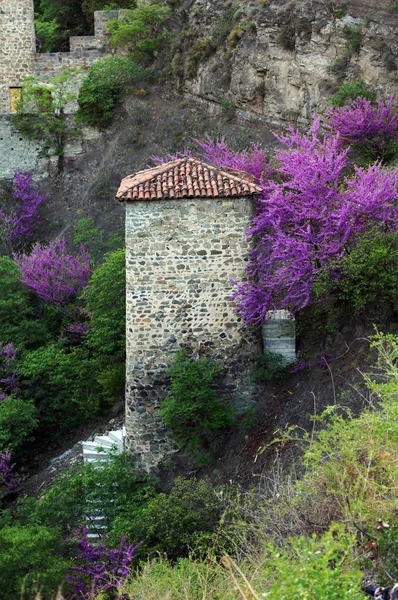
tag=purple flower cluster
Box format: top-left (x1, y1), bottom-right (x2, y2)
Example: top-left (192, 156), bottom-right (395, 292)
top-left (0, 448), bottom-right (20, 496)
top-left (66, 529), bottom-right (139, 599)
top-left (153, 137), bottom-right (273, 183)
top-left (15, 238), bottom-right (91, 312)
top-left (0, 171), bottom-right (46, 248)
top-left (0, 342), bottom-right (19, 402)
top-left (327, 96), bottom-right (398, 161)
top-left (233, 117), bottom-right (398, 323)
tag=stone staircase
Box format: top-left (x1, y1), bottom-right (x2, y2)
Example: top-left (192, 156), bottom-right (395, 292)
top-left (82, 427), bottom-right (125, 539)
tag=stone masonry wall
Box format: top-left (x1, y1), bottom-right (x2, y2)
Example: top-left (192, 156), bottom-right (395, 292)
top-left (125, 196), bottom-right (261, 472)
top-left (0, 6), bottom-right (120, 177)
top-left (0, 0), bottom-right (35, 113)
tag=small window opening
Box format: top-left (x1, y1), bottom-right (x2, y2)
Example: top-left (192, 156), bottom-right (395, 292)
top-left (9, 88), bottom-right (22, 113)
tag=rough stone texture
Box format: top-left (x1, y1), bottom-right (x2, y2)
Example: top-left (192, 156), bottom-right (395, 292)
top-left (0, 117), bottom-right (44, 179)
top-left (0, 5), bottom-right (120, 176)
top-left (0, 0), bottom-right (35, 113)
top-left (181, 0), bottom-right (398, 126)
top-left (125, 196), bottom-right (261, 471)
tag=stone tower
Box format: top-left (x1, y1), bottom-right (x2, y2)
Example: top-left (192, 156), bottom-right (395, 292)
top-left (0, 0), bottom-right (36, 113)
top-left (117, 157), bottom-right (263, 472)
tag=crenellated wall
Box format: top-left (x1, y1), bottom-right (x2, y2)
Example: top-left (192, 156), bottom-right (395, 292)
top-left (0, 4), bottom-right (122, 177)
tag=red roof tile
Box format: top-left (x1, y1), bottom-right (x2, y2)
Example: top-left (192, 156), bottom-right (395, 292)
top-left (116, 157), bottom-right (262, 201)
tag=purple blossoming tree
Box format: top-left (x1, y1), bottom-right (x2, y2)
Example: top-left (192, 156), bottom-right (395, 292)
top-left (0, 171), bottom-right (46, 252)
top-left (153, 137), bottom-right (272, 183)
top-left (233, 118), bottom-right (398, 323)
top-left (15, 238), bottom-right (90, 312)
top-left (66, 529), bottom-right (139, 599)
top-left (327, 95), bottom-right (398, 162)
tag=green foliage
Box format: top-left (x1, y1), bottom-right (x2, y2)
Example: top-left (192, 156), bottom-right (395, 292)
top-left (251, 349), bottom-right (291, 382)
top-left (81, 0), bottom-right (134, 21)
top-left (20, 452), bottom-right (158, 538)
top-left (160, 351), bottom-right (234, 454)
top-left (34, 17), bottom-right (60, 53)
top-left (18, 344), bottom-right (109, 431)
top-left (330, 79), bottom-right (376, 107)
top-left (0, 524), bottom-right (68, 599)
top-left (258, 526), bottom-right (363, 599)
top-left (73, 217), bottom-right (123, 263)
top-left (0, 397), bottom-right (38, 456)
top-left (130, 478), bottom-right (226, 560)
top-left (0, 257), bottom-right (56, 350)
top-left (35, 0), bottom-right (89, 50)
top-left (107, 1), bottom-right (171, 63)
top-left (13, 69), bottom-right (82, 169)
top-left (82, 248), bottom-right (125, 356)
top-left (77, 57), bottom-right (143, 128)
top-left (315, 229), bottom-right (398, 314)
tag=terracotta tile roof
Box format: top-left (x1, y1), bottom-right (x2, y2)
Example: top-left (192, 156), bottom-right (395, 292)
top-left (116, 157), bottom-right (262, 201)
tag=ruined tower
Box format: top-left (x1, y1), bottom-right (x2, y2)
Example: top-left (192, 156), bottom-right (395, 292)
top-left (117, 158), bottom-right (263, 472)
top-left (0, 0), bottom-right (35, 114)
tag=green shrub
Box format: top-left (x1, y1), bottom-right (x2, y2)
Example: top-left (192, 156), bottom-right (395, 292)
top-left (255, 526), bottom-right (363, 599)
top-left (82, 248), bottom-right (125, 356)
top-left (34, 17), bottom-right (60, 53)
top-left (315, 229), bottom-right (398, 314)
top-left (160, 350), bottom-right (234, 454)
top-left (0, 523), bottom-right (68, 600)
top-left (0, 397), bottom-right (38, 456)
top-left (107, 1), bottom-right (171, 63)
top-left (20, 452), bottom-right (158, 538)
top-left (77, 57), bottom-right (143, 128)
top-left (330, 79), bottom-right (376, 107)
top-left (251, 349), bottom-right (291, 382)
top-left (0, 257), bottom-right (56, 350)
top-left (130, 478), bottom-right (227, 560)
top-left (73, 217), bottom-right (122, 263)
top-left (18, 345), bottom-right (107, 431)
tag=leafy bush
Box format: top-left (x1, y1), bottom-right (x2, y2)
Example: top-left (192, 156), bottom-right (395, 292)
top-left (35, 17), bottom-right (60, 53)
top-left (81, 0), bottom-right (134, 21)
top-left (18, 345), bottom-right (106, 431)
top-left (330, 79), bottom-right (376, 107)
top-left (160, 351), bottom-right (234, 454)
top-left (0, 397), bottom-right (38, 456)
top-left (82, 248), bottom-right (125, 356)
top-left (107, 1), bottom-right (171, 63)
top-left (0, 257), bottom-right (54, 350)
top-left (73, 217), bottom-right (123, 263)
top-left (77, 57), bottom-right (143, 128)
top-left (0, 523), bottom-right (68, 600)
top-left (13, 69), bottom-right (81, 169)
top-left (130, 478), bottom-right (227, 560)
top-left (251, 349), bottom-right (290, 382)
top-left (315, 229), bottom-right (398, 313)
top-left (21, 452), bottom-right (157, 538)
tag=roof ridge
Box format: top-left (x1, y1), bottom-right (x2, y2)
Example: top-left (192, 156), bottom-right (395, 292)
top-left (116, 156), bottom-right (262, 201)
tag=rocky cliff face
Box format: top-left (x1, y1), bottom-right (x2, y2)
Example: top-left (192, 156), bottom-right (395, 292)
top-left (176, 0), bottom-right (398, 125)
